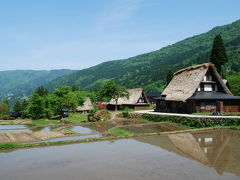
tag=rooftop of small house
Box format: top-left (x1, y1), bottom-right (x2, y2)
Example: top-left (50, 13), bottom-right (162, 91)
top-left (109, 88), bottom-right (150, 105)
top-left (146, 92), bottom-right (161, 97)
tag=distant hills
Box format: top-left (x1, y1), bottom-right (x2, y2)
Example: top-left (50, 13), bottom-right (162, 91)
top-left (0, 69), bottom-right (76, 101)
top-left (46, 19), bottom-right (240, 93)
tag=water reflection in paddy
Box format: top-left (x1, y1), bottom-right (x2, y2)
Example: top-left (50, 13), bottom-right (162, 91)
top-left (0, 125), bottom-right (31, 133)
top-left (0, 129), bottom-right (239, 180)
top-left (0, 125), bottom-right (52, 133)
top-left (40, 134), bottom-right (102, 143)
top-left (70, 125), bottom-right (96, 134)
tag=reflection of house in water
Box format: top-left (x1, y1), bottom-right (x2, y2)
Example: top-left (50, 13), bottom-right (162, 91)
top-left (134, 130), bottom-right (240, 176)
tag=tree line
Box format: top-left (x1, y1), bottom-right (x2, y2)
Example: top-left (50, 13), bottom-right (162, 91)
top-left (3, 80), bottom-right (128, 120)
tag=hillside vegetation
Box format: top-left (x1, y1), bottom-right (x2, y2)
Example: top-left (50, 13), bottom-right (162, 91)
top-left (46, 19), bottom-right (240, 94)
top-left (0, 69), bottom-right (76, 101)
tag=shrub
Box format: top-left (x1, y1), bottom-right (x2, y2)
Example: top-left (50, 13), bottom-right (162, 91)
top-left (131, 113), bottom-right (240, 128)
top-left (0, 115), bottom-right (15, 120)
top-left (88, 110), bottom-right (110, 122)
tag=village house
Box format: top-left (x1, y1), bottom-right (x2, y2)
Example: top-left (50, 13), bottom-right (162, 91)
top-left (108, 88), bottom-right (150, 110)
top-left (76, 97), bottom-right (94, 114)
top-left (146, 92), bottom-right (161, 104)
top-left (155, 63), bottom-right (240, 114)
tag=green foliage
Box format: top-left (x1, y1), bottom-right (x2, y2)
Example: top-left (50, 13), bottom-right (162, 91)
top-left (0, 143), bottom-right (20, 149)
top-left (28, 120), bottom-right (60, 126)
top-left (46, 20), bottom-right (240, 95)
top-left (0, 115), bottom-right (15, 120)
top-left (23, 85), bottom-right (96, 119)
top-left (13, 101), bottom-right (22, 112)
top-left (87, 110), bottom-right (110, 122)
top-left (166, 70), bottom-right (173, 85)
top-left (139, 114), bottom-right (240, 128)
top-left (107, 127), bottom-right (133, 136)
top-left (36, 85), bottom-right (48, 96)
top-left (62, 114), bottom-right (88, 123)
top-left (99, 80), bottom-right (129, 111)
top-left (0, 101), bottom-right (10, 115)
top-left (227, 71), bottom-right (240, 96)
top-left (0, 69), bottom-right (76, 107)
top-left (25, 92), bottom-right (46, 119)
top-left (71, 85), bottom-right (80, 92)
top-left (210, 34), bottom-right (228, 75)
top-left (122, 107), bottom-right (130, 118)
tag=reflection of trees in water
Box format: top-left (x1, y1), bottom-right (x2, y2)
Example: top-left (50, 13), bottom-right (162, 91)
top-left (85, 121), bottom-right (115, 134)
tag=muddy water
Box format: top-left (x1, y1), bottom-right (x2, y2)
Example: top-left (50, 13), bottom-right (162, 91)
top-left (0, 129), bottom-right (239, 180)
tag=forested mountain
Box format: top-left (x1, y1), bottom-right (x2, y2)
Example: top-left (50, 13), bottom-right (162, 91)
top-left (46, 19), bottom-right (240, 94)
top-left (0, 69), bottom-right (76, 101)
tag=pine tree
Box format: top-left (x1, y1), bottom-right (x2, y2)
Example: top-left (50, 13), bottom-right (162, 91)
top-left (210, 34), bottom-right (228, 76)
top-left (36, 86), bottom-right (48, 96)
top-left (13, 101), bottom-right (22, 112)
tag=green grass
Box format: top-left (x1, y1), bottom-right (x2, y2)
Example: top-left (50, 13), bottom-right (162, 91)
top-left (107, 127), bottom-right (134, 136)
top-left (228, 125), bottom-right (240, 130)
top-left (0, 143), bottom-right (20, 149)
top-left (192, 112), bottom-right (213, 115)
top-left (62, 114), bottom-right (88, 123)
top-left (29, 120), bottom-right (60, 126)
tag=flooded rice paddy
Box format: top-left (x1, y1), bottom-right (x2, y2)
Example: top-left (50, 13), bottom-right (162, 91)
top-left (70, 125), bottom-right (96, 134)
top-left (0, 124), bottom-right (101, 144)
top-left (0, 125), bottom-right (53, 133)
top-left (119, 122), bottom-right (188, 134)
top-left (0, 129), bottom-right (239, 180)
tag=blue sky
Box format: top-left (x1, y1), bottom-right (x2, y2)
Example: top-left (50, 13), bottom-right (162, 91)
top-left (0, 0), bottom-right (239, 71)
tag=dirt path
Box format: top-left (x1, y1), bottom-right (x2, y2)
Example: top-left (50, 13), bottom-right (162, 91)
top-left (110, 111), bottom-right (122, 121)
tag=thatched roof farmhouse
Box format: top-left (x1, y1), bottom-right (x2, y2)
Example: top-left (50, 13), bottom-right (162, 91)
top-left (76, 97), bottom-right (94, 113)
top-left (155, 63), bottom-right (240, 113)
top-left (108, 88), bottom-right (150, 110)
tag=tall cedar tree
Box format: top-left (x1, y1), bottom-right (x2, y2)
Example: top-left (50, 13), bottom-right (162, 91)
top-left (13, 101), bottom-right (22, 112)
top-left (210, 34), bottom-right (228, 76)
top-left (36, 86), bottom-right (48, 96)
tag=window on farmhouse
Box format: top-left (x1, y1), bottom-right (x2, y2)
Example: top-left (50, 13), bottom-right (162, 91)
top-left (211, 103), bottom-right (216, 109)
top-left (209, 75), bottom-right (213, 81)
top-left (138, 98), bottom-right (144, 103)
top-left (200, 102), bottom-right (205, 109)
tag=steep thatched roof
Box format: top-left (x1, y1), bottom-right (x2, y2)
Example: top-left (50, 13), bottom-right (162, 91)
top-left (109, 88), bottom-right (149, 105)
top-left (161, 63), bottom-right (232, 102)
top-left (76, 97), bottom-right (94, 111)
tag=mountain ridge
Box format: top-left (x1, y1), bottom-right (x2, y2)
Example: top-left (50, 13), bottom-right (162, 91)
top-left (46, 19), bottom-right (240, 93)
top-left (0, 69), bottom-right (76, 101)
